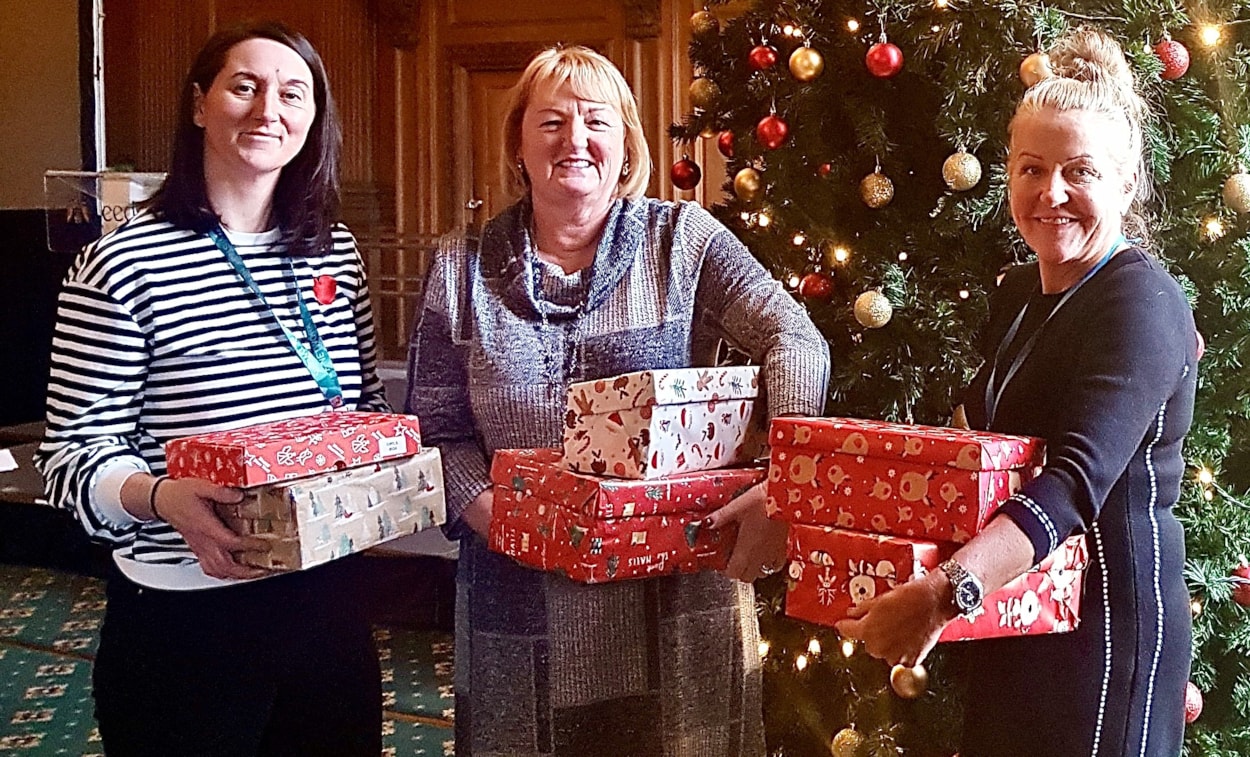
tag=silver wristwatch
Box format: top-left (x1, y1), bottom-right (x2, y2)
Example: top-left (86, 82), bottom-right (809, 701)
top-left (939, 558), bottom-right (984, 615)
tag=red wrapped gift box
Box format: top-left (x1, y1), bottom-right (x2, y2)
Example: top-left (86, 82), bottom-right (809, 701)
top-left (784, 524), bottom-right (1087, 641)
top-left (488, 448), bottom-right (764, 583)
top-left (766, 417), bottom-right (1044, 543)
top-left (166, 412), bottom-right (422, 487)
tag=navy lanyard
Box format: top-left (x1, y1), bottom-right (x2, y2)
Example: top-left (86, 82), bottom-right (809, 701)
top-left (984, 235), bottom-right (1125, 426)
top-left (207, 227), bottom-right (343, 408)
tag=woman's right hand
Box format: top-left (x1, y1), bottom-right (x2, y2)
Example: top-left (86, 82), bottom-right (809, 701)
top-left (461, 488), bottom-right (495, 538)
top-left (153, 478), bottom-right (274, 580)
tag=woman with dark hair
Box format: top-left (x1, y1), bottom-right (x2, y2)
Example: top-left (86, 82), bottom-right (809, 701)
top-left (36, 21), bottom-right (385, 756)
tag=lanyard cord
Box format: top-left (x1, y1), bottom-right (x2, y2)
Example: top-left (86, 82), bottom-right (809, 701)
top-left (984, 235), bottom-right (1125, 426)
top-left (207, 227), bottom-right (344, 408)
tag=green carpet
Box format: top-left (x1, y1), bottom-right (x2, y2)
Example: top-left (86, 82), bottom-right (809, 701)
top-left (0, 564), bottom-right (453, 755)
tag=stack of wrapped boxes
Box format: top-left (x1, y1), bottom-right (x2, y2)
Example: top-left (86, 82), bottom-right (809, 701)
top-left (166, 411), bottom-right (446, 571)
top-left (488, 367), bottom-right (767, 583)
top-left (767, 417), bottom-right (1087, 641)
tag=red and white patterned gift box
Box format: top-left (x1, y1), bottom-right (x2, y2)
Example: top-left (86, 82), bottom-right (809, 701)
top-left (218, 447), bottom-right (445, 571)
top-left (784, 524), bottom-right (1087, 641)
top-left (488, 448), bottom-right (764, 583)
top-left (166, 412), bottom-right (422, 487)
top-left (563, 366), bottom-right (763, 480)
top-left (767, 416), bottom-right (1044, 543)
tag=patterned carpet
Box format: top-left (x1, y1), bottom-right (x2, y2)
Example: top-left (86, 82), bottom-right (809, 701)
top-left (0, 563), bottom-right (454, 756)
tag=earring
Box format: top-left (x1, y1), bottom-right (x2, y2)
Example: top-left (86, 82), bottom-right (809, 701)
top-left (621, 159), bottom-right (631, 178)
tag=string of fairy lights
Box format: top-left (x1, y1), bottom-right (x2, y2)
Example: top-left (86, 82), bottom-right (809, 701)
top-left (679, 4), bottom-right (1250, 750)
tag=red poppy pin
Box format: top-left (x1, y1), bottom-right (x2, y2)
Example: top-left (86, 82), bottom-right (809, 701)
top-left (312, 275), bottom-right (337, 305)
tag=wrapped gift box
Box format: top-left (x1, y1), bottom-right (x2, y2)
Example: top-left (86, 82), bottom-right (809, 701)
top-left (766, 417), bottom-right (1044, 543)
top-left (563, 366), bottom-right (764, 480)
top-left (489, 448), bottom-right (764, 583)
top-left (784, 524), bottom-right (1086, 641)
top-left (217, 447), bottom-right (446, 570)
top-left (166, 412), bottom-right (422, 487)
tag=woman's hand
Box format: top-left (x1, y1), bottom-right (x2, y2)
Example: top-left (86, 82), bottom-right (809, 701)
top-left (461, 488), bottom-right (495, 538)
top-left (834, 570), bottom-right (955, 668)
top-left (706, 481), bottom-right (789, 582)
top-left (154, 478), bottom-right (273, 580)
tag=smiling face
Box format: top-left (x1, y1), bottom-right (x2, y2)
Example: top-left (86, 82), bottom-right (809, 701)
top-left (1008, 107), bottom-right (1136, 285)
top-left (518, 79), bottom-right (627, 218)
top-left (194, 37), bottom-right (316, 186)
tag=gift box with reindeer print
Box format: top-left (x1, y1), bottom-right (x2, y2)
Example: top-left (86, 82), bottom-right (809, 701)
top-left (562, 367), bottom-right (765, 480)
top-left (765, 417), bottom-right (1044, 543)
top-left (784, 524), bottom-right (1087, 641)
top-left (489, 448), bottom-right (763, 583)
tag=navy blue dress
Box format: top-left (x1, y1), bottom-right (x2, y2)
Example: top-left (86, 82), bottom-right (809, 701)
top-left (961, 248), bottom-right (1197, 756)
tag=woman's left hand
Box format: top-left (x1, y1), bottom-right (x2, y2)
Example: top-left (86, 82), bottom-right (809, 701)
top-left (706, 481), bottom-right (788, 582)
top-left (835, 570), bottom-right (954, 668)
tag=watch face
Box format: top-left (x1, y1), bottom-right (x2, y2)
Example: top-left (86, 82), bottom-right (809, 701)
top-left (955, 581), bottom-right (982, 612)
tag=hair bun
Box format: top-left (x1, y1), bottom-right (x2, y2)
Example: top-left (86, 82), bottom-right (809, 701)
top-left (1047, 28), bottom-right (1135, 91)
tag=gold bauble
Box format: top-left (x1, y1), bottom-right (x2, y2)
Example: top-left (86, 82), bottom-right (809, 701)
top-left (889, 662), bottom-right (929, 699)
top-left (1019, 52), bottom-right (1053, 87)
top-left (733, 167), bottom-right (763, 203)
top-left (860, 170), bottom-right (895, 208)
top-left (790, 46), bottom-right (825, 82)
top-left (689, 77), bottom-right (721, 110)
top-left (690, 10), bottom-right (719, 37)
top-left (942, 151), bottom-right (983, 192)
top-left (854, 291), bottom-right (893, 329)
top-left (1222, 173), bottom-right (1250, 214)
top-left (831, 727), bottom-right (866, 757)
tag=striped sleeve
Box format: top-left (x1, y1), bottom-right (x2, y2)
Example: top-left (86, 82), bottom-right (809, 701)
top-left (341, 227), bottom-right (389, 413)
top-left (35, 246), bottom-right (150, 543)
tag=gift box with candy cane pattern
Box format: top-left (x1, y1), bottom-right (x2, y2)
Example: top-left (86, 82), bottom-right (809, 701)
top-left (766, 416), bottom-right (1044, 543)
top-left (784, 524), bottom-right (1087, 641)
top-left (489, 448), bottom-right (763, 583)
top-left (563, 367), bottom-right (764, 480)
top-left (166, 412), bottom-right (422, 488)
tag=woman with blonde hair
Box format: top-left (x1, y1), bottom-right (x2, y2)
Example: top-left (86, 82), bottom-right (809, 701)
top-left (837, 28), bottom-right (1196, 756)
top-left (407, 45), bottom-right (829, 755)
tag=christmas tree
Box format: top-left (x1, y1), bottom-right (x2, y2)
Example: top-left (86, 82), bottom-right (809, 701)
top-left (672, 2), bottom-right (1250, 755)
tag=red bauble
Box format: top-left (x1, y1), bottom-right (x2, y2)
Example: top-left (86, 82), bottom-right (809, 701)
top-left (799, 272), bottom-right (833, 300)
top-left (818, 162), bottom-right (833, 178)
top-left (670, 157), bottom-right (702, 191)
top-left (748, 44), bottom-right (779, 71)
top-left (717, 130), bottom-right (735, 158)
top-left (1232, 564), bottom-right (1250, 607)
top-left (866, 42), bottom-right (904, 78)
top-left (1154, 39), bottom-right (1190, 81)
top-left (756, 114), bottom-right (789, 150)
top-left (1184, 681), bottom-right (1203, 724)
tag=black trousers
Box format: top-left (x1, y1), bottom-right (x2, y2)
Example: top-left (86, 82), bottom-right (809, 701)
top-left (92, 557), bottom-right (382, 757)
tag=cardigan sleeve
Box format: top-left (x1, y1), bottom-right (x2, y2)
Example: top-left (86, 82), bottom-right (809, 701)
top-left (687, 207), bottom-right (830, 419)
top-left (994, 258), bottom-right (1196, 562)
top-left (404, 242), bottom-right (491, 539)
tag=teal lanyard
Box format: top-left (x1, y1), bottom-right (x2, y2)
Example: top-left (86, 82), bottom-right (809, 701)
top-left (207, 227), bottom-right (343, 409)
top-left (984, 235), bottom-right (1124, 426)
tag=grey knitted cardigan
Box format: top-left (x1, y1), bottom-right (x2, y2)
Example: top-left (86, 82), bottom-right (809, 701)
top-left (406, 197), bottom-right (829, 757)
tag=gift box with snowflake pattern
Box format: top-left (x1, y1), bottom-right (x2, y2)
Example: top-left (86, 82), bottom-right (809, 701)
top-left (784, 524), bottom-right (1086, 641)
top-left (166, 412), bottom-right (422, 487)
top-left (562, 366), bottom-right (764, 480)
top-left (488, 448), bottom-right (764, 583)
top-left (766, 416), bottom-right (1044, 543)
top-left (216, 447), bottom-right (445, 570)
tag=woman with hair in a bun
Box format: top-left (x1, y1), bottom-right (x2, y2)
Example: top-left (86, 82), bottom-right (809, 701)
top-left (837, 28), bottom-right (1197, 756)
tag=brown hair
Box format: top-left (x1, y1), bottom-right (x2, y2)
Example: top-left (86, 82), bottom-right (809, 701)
top-left (501, 45), bottom-right (652, 202)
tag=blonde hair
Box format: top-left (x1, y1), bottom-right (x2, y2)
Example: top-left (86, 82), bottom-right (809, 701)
top-left (501, 46), bottom-right (652, 202)
top-left (1009, 29), bottom-right (1152, 243)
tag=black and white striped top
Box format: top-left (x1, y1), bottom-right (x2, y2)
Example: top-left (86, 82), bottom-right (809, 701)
top-left (35, 209), bottom-right (388, 569)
